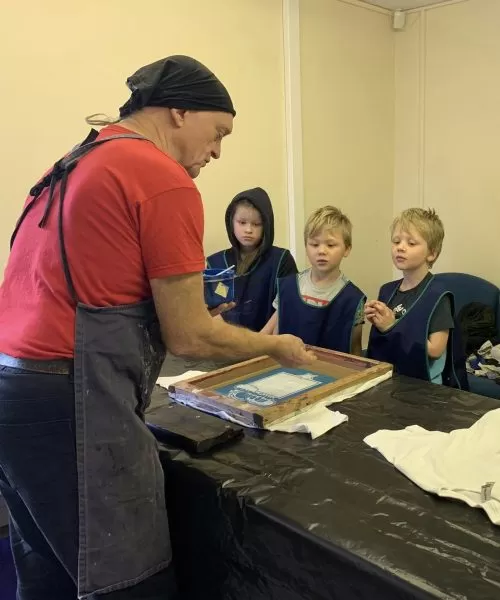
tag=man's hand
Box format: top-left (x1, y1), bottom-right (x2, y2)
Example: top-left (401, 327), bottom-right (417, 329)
top-left (364, 300), bottom-right (395, 332)
top-left (269, 334), bottom-right (316, 367)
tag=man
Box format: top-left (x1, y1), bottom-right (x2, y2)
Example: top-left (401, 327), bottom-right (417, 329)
top-left (0, 55), bottom-right (313, 600)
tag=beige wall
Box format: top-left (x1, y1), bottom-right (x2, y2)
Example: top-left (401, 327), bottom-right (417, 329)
top-left (0, 0), bottom-right (288, 274)
top-left (4, 0), bottom-right (499, 296)
top-left (300, 0), bottom-right (395, 302)
top-left (395, 0), bottom-right (500, 287)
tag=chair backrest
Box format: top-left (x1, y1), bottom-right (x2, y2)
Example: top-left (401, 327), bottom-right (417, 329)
top-left (434, 272), bottom-right (500, 332)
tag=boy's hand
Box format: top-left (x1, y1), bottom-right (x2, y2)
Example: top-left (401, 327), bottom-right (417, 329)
top-left (364, 300), bottom-right (379, 324)
top-left (364, 301), bottom-right (395, 332)
top-left (208, 302), bottom-right (236, 317)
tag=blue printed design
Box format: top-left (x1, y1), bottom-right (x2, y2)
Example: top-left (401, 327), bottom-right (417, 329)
top-left (215, 368), bottom-right (336, 407)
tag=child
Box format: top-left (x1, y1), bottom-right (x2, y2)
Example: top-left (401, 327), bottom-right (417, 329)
top-left (366, 208), bottom-right (467, 388)
top-left (262, 206), bottom-right (365, 355)
top-left (207, 187), bottom-right (297, 331)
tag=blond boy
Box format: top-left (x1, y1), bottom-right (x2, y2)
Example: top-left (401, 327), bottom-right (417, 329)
top-left (366, 208), bottom-right (466, 386)
top-left (262, 206), bottom-right (365, 355)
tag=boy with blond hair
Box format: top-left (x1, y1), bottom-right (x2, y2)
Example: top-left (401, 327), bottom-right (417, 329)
top-left (366, 207), bottom-right (467, 387)
top-left (262, 206), bottom-right (365, 355)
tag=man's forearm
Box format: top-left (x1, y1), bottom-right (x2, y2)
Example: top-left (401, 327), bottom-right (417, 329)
top-left (151, 274), bottom-right (283, 362)
top-left (171, 316), bottom-right (278, 361)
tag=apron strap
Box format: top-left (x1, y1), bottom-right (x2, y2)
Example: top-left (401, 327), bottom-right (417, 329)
top-left (7, 130), bottom-right (98, 249)
top-left (10, 131), bottom-right (146, 304)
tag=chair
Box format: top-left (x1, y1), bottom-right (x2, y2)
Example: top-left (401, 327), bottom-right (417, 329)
top-left (435, 273), bottom-right (500, 399)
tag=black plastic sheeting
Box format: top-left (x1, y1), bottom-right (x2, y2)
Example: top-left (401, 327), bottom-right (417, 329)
top-left (153, 377), bottom-right (500, 600)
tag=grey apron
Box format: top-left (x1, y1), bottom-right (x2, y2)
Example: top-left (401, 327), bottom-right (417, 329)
top-left (11, 131), bottom-right (171, 598)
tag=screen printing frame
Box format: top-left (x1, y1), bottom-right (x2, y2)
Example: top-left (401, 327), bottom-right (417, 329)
top-left (170, 347), bottom-right (392, 428)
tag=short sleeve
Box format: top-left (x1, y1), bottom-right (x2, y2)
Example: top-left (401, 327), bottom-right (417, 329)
top-left (429, 295), bottom-right (455, 335)
top-left (277, 251), bottom-right (298, 279)
top-left (139, 187), bottom-right (206, 279)
top-left (354, 298), bottom-right (366, 325)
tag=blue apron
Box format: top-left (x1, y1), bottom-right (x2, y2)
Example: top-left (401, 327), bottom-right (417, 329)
top-left (367, 276), bottom-right (468, 389)
top-left (11, 131), bottom-right (171, 597)
top-left (277, 274), bottom-right (365, 353)
top-left (208, 247), bottom-right (287, 331)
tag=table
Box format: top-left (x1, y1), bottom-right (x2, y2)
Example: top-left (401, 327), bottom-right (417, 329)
top-left (151, 376), bottom-right (500, 600)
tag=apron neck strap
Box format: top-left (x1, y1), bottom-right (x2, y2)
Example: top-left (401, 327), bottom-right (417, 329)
top-left (10, 131), bottom-right (147, 305)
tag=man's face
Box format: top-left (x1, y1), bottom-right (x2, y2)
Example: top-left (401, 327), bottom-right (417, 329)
top-left (174, 110), bottom-right (233, 178)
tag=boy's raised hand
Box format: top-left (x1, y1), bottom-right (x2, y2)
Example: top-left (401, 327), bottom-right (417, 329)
top-left (364, 300), bottom-right (378, 323)
top-left (364, 300), bottom-right (395, 332)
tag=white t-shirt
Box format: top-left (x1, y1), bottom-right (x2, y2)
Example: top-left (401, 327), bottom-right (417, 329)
top-left (364, 408), bottom-right (500, 526)
top-left (273, 269), bottom-right (364, 324)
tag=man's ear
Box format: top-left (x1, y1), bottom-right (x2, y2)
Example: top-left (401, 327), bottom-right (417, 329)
top-left (170, 108), bottom-right (187, 128)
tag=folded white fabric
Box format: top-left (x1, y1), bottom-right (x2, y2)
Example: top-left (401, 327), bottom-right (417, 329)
top-left (157, 372), bottom-right (207, 391)
top-left (364, 408), bottom-right (500, 525)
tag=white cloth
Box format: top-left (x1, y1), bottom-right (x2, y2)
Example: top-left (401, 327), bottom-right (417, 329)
top-left (364, 408), bottom-right (500, 525)
top-left (157, 369), bottom-right (392, 439)
top-left (156, 372), bottom-right (207, 390)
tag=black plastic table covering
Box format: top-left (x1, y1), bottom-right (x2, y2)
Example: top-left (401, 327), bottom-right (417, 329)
top-left (153, 376), bottom-right (500, 600)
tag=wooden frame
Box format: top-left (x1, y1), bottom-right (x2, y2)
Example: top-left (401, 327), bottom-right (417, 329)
top-left (170, 346), bottom-right (392, 428)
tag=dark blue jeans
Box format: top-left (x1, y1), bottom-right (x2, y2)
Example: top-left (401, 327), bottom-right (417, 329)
top-left (0, 366), bottom-right (178, 600)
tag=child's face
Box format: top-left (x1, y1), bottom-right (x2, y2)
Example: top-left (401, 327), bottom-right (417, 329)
top-left (391, 224), bottom-right (436, 272)
top-left (306, 227), bottom-right (350, 275)
top-left (233, 204), bottom-right (263, 252)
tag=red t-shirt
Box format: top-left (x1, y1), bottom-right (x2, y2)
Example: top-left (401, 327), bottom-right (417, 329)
top-left (0, 125), bottom-right (205, 359)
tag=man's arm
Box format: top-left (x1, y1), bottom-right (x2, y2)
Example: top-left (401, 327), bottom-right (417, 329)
top-left (151, 273), bottom-right (315, 366)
